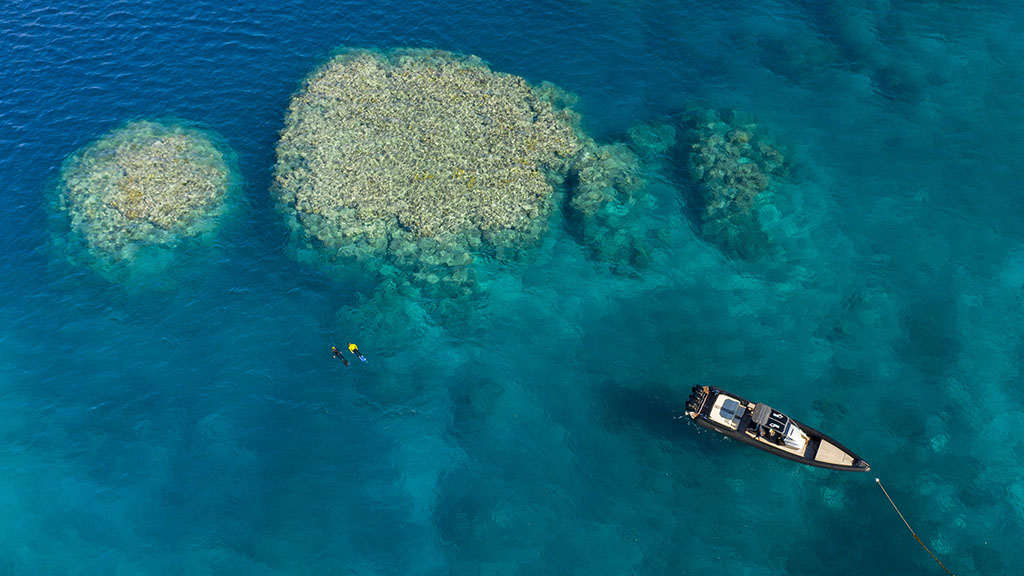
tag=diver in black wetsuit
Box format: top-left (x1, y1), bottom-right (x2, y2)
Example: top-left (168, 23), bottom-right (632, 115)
top-left (331, 346), bottom-right (349, 366)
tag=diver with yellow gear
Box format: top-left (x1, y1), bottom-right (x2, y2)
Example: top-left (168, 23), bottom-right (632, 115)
top-left (348, 343), bottom-right (367, 362)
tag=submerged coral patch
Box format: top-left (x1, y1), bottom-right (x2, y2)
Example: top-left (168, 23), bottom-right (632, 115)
top-left (564, 138), bottom-right (651, 269)
top-left (55, 120), bottom-right (235, 275)
top-left (686, 110), bottom-right (788, 260)
top-left (274, 48), bottom-right (582, 296)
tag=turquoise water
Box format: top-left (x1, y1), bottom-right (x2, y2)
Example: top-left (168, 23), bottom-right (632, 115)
top-left (2, 1), bottom-right (1023, 574)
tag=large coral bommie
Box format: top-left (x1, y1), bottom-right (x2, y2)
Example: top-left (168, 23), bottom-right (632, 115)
top-left (273, 48), bottom-right (582, 297)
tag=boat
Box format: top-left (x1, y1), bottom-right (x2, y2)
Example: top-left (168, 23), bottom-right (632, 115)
top-left (685, 385), bottom-right (870, 472)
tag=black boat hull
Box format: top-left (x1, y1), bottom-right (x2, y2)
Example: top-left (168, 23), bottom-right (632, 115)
top-left (687, 386), bottom-right (870, 472)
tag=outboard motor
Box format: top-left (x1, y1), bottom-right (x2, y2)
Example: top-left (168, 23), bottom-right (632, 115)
top-left (686, 385), bottom-right (707, 413)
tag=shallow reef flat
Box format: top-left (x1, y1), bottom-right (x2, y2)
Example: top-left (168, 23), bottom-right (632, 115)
top-left (53, 120), bottom-right (239, 281)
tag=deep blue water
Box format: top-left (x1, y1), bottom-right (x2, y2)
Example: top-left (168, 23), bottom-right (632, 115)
top-left (3, 0), bottom-right (1024, 574)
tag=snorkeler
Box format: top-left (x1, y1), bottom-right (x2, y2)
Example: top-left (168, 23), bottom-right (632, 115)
top-left (348, 343), bottom-right (367, 362)
top-left (331, 346), bottom-right (349, 366)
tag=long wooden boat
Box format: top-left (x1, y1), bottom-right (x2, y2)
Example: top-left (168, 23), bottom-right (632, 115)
top-left (685, 385), bottom-right (870, 472)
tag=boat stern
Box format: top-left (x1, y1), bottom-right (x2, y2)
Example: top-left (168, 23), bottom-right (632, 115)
top-left (685, 385), bottom-right (710, 418)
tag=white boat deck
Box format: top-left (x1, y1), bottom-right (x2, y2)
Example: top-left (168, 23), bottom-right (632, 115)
top-left (707, 395), bottom-right (743, 430)
top-left (710, 393), bottom-right (812, 456)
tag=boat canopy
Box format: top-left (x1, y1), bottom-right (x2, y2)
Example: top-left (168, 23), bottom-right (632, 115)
top-left (752, 403), bottom-right (772, 426)
top-left (752, 402), bottom-right (807, 448)
top-left (752, 403), bottom-right (789, 434)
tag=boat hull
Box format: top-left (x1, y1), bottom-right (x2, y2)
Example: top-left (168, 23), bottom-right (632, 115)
top-left (686, 386), bottom-right (870, 472)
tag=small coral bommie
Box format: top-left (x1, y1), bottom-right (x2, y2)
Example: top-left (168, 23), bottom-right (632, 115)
top-left (685, 109), bottom-right (788, 260)
top-left (564, 138), bottom-right (651, 269)
top-left (55, 120), bottom-right (236, 278)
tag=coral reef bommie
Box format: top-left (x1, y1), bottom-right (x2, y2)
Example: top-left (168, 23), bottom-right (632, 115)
top-left (686, 110), bottom-right (787, 260)
top-left (570, 141), bottom-right (643, 217)
top-left (273, 48), bottom-right (581, 296)
top-left (56, 120), bottom-right (234, 270)
top-left (565, 137), bottom-right (651, 269)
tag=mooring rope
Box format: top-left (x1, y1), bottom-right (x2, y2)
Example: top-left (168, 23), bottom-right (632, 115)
top-left (875, 478), bottom-right (956, 576)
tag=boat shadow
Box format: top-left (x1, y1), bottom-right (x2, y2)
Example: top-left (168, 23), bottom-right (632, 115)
top-left (596, 380), bottom-right (708, 450)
